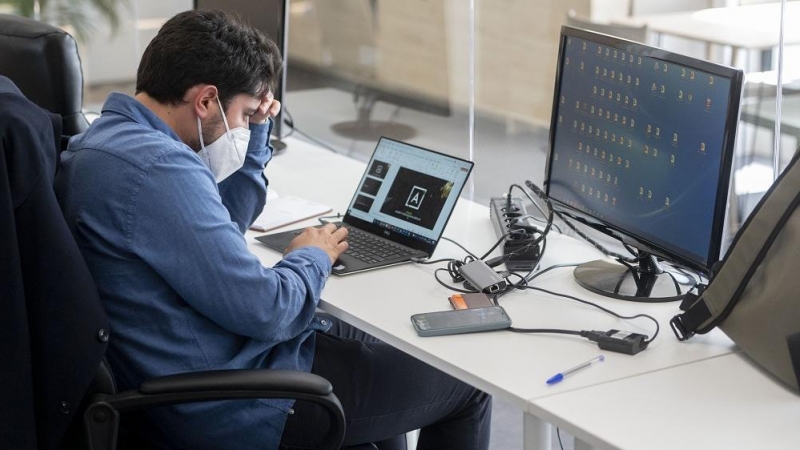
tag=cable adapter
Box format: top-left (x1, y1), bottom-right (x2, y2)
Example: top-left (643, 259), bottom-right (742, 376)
top-left (458, 260), bottom-right (508, 294)
top-left (582, 330), bottom-right (649, 355)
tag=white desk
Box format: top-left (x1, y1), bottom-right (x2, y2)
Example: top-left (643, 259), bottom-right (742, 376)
top-left (533, 352), bottom-right (800, 450)
top-left (615, 2), bottom-right (800, 66)
top-left (247, 136), bottom-right (736, 450)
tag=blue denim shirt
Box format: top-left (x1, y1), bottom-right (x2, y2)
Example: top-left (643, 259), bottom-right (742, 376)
top-left (56, 93), bottom-right (332, 449)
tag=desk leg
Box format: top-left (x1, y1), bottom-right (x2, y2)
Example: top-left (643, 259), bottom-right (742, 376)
top-left (523, 413), bottom-right (551, 450)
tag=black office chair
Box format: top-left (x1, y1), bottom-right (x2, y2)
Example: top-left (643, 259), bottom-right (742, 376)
top-left (0, 14), bottom-right (90, 140)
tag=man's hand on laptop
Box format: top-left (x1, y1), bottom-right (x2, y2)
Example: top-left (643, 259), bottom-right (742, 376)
top-left (285, 223), bottom-right (349, 264)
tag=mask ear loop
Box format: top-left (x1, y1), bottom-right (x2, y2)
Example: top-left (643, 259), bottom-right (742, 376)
top-left (215, 96), bottom-right (234, 139)
top-left (197, 116), bottom-right (206, 149)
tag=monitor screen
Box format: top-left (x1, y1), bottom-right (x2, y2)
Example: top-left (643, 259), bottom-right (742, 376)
top-left (545, 26), bottom-right (743, 301)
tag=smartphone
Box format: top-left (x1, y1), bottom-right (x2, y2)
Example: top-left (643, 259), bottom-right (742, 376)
top-left (411, 306), bottom-right (512, 337)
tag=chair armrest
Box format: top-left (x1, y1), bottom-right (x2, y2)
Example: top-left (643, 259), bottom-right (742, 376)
top-left (85, 369), bottom-right (345, 450)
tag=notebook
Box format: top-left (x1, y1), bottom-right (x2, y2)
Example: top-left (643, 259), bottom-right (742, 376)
top-left (256, 137), bottom-right (474, 275)
top-left (250, 196), bottom-right (332, 232)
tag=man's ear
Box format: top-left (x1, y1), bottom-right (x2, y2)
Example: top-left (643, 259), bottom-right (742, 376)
top-left (190, 84), bottom-right (218, 120)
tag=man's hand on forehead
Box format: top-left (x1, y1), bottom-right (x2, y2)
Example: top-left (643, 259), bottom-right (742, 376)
top-left (250, 91), bottom-right (281, 124)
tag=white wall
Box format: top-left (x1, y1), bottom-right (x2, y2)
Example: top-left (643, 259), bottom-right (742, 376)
top-left (82, 0), bottom-right (192, 85)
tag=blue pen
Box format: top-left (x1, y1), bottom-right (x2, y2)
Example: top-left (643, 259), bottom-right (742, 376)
top-left (546, 355), bottom-right (605, 385)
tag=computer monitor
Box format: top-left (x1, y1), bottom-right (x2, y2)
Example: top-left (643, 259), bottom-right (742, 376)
top-left (545, 26), bottom-right (744, 302)
top-left (194, 0), bottom-right (289, 151)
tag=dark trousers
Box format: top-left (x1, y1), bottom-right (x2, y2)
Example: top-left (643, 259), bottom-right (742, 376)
top-left (280, 314), bottom-right (492, 449)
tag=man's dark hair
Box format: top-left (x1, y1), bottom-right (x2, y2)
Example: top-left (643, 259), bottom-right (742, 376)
top-left (136, 10), bottom-right (282, 108)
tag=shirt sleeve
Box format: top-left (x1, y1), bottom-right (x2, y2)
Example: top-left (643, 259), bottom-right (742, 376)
top-left (217, 119), bottom-right (273, 234)
top-left (128, 147), bottom-right (331, 343)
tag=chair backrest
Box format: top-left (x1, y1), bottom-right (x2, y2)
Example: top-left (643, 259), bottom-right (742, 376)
top-left (565, 10), bottom-right (648, 44)
top-left (0, 76), bottom-right (108, 450)
top-left (0, 14), bottom-right (89, 137)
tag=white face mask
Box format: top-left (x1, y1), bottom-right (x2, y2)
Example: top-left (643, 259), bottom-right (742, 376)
top-left (197, 96), bottom-right (251, 182)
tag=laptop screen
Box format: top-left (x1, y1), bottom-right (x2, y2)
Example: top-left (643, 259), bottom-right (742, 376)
top-left (344, 137), bottom-right (474, 255)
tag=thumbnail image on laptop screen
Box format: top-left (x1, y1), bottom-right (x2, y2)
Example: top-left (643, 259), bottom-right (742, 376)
top-left (345, 138), bottom-right (473, 247)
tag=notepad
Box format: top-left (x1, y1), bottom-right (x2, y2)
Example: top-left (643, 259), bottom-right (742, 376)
top-left (250, 196), bottom-right (332, 232)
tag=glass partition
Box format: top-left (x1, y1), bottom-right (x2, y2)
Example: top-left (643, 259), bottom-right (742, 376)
top-left (284, 0), bottom-right (473, 184)
top-left (24, 0), bottom-right (792, 239)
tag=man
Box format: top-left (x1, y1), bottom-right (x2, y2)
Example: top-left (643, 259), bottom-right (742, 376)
top-left (56, 10), bottom-right (490, 450)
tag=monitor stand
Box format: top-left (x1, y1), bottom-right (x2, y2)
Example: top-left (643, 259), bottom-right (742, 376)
top-left (330, 87), bottom-right (416, 142)
top-left (271, 137), bottom-right (287, 155)
top-left (573, 253), bottom-right (695, 302)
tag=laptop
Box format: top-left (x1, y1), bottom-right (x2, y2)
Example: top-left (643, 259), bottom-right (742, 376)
top-left (256, 137), bottom-right (474, 275)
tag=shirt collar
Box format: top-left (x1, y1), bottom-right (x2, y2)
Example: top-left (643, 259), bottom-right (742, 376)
top-left (101, 92), bottom-right (183, 142)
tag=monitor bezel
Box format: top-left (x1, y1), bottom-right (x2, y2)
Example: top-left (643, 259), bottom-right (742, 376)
top-left (545, 26), bottom-right (744, 275)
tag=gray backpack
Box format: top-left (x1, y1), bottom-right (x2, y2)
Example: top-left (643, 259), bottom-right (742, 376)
top-left (671, 150), bottom-right (800, 391)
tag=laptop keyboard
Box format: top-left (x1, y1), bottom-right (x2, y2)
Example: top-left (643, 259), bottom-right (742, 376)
top-left (343, 226), bottom-right (418, 264)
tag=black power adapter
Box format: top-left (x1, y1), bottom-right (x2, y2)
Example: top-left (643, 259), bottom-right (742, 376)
top-left (582, 330), bottom-right (649, 355)
top-left (489, 197), bottom-right (541, 271)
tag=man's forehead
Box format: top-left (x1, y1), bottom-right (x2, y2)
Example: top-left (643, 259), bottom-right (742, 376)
top-left (231, 93), bottom-right (262, 109)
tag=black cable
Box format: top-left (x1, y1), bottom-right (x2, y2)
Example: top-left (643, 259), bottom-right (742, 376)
top-left (280, 108), bottom-right (341, 154)
top-left (557, 428), bottom-right (565, 450)
top-left (488, 183), bottom-right (554, 267)
top-left (510, 182), bottom-right (554, 246)
top-left (669, 263), bottom-right (707, 285)
top-left (663, 269), bottom-right (685, 295)
top-left (412, 257), bottom-right (459, 265)
top-left (417, 184), bottom-right (552, 295)
top-left (507, 183), bottom-right (563, 233)
top-left (527, 263), bottom-right (580, 282)
top-left (525, 178), bottom-right (639, 264)
top-left (441, 236), bottom-right (479, 260)
top-left (433, 268), bottom-right (475, 293)
top-left (502, 272), bottom-right (529, 294)
top-left (508, 183), bottom-right (549, 223)
top-left (280, 106), bottom-right (295, 139)
top-left (424, 234), bottom-right (659, 347)
top-left (292, 126), bottom-right (341, 153)
top-left (500, 261), bottom-right (657, 332)
top-left (523, 285), bottom-right (660, 343)
top-left (618, 258), bottom-right (641, 285)
top-left (508, 327), bottom-right (583, 335)
top-left (492, 239), bottom-right (548, 301)
top-left (412, 236), bottom-right (488, 292)
top-left (480, 230), bottom-right (528, 262)
top-left (415, 181), bottom-right (659, 348)
top-left (522, 237), bottom-right (547, 282)
top-left (552, 209), bottom-right (639, 264)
